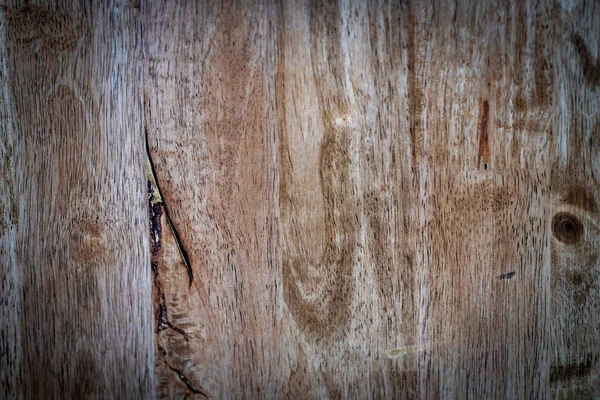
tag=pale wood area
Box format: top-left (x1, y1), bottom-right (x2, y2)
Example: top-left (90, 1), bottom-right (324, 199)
top-left (2, 0), bottom-right (600, 398)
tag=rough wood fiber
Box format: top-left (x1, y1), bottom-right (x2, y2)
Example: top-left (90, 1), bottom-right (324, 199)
top-left (550, 1), bottom-right (600, 397)
top-left (142, 0), bottom-right (600, 398)
top-left (422, 169), bottom-right (551, 398)
top-left (143, 1), bottom-right (281, 398)
top-left (1, 8), bottom-right (20, 397)
top-left (0, 1), bottom-right (154, 398)
top-left (3, 0), bottom-right (600, 398)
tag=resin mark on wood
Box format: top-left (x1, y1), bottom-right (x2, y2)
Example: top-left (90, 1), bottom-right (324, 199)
top-left (477, 100), bottom-right (490, 169)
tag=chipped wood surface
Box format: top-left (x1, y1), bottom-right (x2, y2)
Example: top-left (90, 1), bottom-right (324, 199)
top-left (2, 0), bottom-right (600, 398)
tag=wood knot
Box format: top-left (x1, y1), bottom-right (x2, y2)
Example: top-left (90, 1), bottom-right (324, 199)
top-left (334, 115), bottom-right (352, 127)
top-left (552, 212), bottom-right (583, 244)
top-left (70, 220), bottom-right (110, 264)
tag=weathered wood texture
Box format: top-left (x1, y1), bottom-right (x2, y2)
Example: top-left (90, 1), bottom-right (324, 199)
top-left (0, 1), bottom-right (154, 398)
top-left (2, 0), bottom-right (600, 398)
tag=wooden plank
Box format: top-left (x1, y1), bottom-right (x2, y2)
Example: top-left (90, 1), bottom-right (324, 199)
top-left (143, 1), bottom-right (281, 398)
top-left (140, 0), bottom-right (600, 397)
top-left (277, 1), bottom-right (421, 397)
top-left (0, 7), bottom-right (20, 398)
top-left (2, 0), bottom-right (599, 398)
top-left (142, 0), bottom-right (599, 397)
top-left (0, 1), bottom-right (154, 398)
top-left (549, 1), bottom-right (600, 397)
top-left (407, 1), bottom-right (553, 397)
top-left (421, 169), bottom-right (551, 399)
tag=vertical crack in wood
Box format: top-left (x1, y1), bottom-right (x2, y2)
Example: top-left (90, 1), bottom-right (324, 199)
top-left (145, 127), bottom-right (205, 395)
top-left (167, 362), bottom-right (208, 397)
top-left (157, 346), bottom-right (208, 397)
top-left (154, 277), bottom-right (188, 337)
top-left (145, 127), bottom-right (194, 285)
top-left (145, 127), bottom-right (191, 337)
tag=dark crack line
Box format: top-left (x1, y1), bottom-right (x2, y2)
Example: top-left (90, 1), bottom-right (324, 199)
top-left (157, 344), bottom-right (167, 357)
top-left (165, 212), bottom-right (194, 285)
top-left (158, 349), bottom-right (207, 397)
top-left (145, 126), bottom-right (194, 286)
top-left (155, 278), bottom-right (189, 339)
top-left (169, 365), bottom-right (206, 396)
top-left (148, 182), bottom-right (188, 338)
top-left (160, 321), bottom-right (188, 337)
top-left (477, 99), bottom-right (490, 170)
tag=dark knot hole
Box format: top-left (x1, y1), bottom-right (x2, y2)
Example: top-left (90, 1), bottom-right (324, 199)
top-left (552, 213), bottom-right (583, 244)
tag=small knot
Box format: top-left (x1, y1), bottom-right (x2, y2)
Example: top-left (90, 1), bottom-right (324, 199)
top-left (552, 212), bottom-right (583, 244)
top-left (70, 220), bottom-right (109, 263)
top-left (334, 115), bottom-right (352, 127)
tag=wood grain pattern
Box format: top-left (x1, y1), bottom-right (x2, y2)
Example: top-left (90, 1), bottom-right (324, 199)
top-left (143, 1), bottom-right (281, 397)
top-left (0, 8), bottom-right (20, 397)
top-left (422, 169), bottom-right (550, 398)
top-left (550, 1), bottom-right (600, 397)
top-left (2, 0), bottom-right (600, 398)
top-left (0, 1), bottom-right (154, 398)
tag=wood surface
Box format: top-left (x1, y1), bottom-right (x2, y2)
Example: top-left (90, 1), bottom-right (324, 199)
top-left (0, 1), bottom-right (154, 398)
top-left (1, 0), bottom-right (600, 398)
